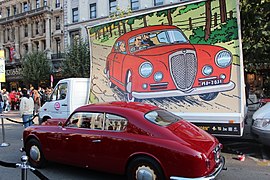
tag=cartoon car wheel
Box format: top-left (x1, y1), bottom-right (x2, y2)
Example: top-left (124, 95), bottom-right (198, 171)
top-left (199, 92), bottom-right (219, 101)
top-left (125, 70), bottom-right (138, 102)
top-left (106, 70), bottom-right (115, 88)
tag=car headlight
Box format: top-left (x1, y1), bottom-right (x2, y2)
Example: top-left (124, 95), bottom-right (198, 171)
top-left (253, 119), bottom-right (270, 128)
top-left (154, 72), bottom-right (163, 82)
top-left (215, 50), bottom-right (232, 68)
top-left (139, 62), bottom-right (153, 78)
top-left (202, 65), bottom-right (213, 76)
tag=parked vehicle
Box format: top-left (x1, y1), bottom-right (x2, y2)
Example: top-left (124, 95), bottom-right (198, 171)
top-left (252, 102), bottom-right (270, 146)
top-left (39, 78), bottom-right (90, 122)
top-left (40, 0), bottom-right (246, 137)
top-left (105, 25), bottom-right (234, 102)
top-left (23, 102), bottom-right (225, 179)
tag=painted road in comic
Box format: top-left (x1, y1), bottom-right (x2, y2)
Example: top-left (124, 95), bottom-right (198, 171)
top-left (88, 0), bottom-right (243, 114)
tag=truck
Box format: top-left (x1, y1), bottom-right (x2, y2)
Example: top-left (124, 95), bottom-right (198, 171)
top-left (39, 0), bottom-right (247, 137)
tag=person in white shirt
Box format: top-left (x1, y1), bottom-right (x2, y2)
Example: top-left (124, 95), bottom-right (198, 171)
top-left (20, 89), bottom-right (34, 128)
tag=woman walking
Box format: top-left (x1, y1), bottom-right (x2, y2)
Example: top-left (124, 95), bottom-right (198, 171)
top-left (19, 89), bottom-right (34, 128)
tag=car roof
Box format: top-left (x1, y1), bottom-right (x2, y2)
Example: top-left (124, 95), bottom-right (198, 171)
top-left (75, 101), bottom-right (159, 114)
top-left (117, 25), bottom-right (178, 41)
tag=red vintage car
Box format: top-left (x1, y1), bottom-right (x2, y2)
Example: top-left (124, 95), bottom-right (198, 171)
top-left (105, 25), bottom-right (235, 101)
top-left (23, 102), bottom-right (225, 179)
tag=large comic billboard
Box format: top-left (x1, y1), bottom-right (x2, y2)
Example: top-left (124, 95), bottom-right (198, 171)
top-left (87, 0), bottom-right (245, 117)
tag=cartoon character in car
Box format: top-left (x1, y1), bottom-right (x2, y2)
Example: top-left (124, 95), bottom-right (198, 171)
top-left (104, 25), bottom-right (235, 102)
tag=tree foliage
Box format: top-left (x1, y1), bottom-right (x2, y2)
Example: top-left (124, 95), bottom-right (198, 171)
top-left (241, 0), bottom-right (270, 64)
top-left (61, 39), bottom-right (90, 78)
top-left (22, 51), bottom-right (51, 87)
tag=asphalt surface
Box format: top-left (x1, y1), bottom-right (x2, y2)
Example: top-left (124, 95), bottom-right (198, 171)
top-left (0, 110), bottom-right (270, 180)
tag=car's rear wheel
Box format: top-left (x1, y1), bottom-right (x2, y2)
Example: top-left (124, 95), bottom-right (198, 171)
top-left (127, 156), bottom-right (165, 180)
top-left (199, 92), bottom-right (219, 101)
top-left (107, 70), bottom-right (115, 88)
top-left (25, 139), bottom-right (46, 168)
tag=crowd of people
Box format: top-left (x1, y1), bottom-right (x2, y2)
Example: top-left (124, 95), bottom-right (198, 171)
top-left (0, 86), bottom-right (53, 127)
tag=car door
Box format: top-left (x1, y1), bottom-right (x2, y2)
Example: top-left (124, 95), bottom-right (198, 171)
top-left (43, 82), bottom-right (69, 118)
top-left (90, 113), bottom-right (129, 173)
top-left (56, 112), bottom-right (104, 168)
top-left (112, 41), bottom-right (127, 82)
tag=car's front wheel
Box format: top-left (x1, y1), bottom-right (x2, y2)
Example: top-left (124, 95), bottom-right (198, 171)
top-left (25, 138), bottom-right (46, 168)
top-left (127, 156), bottom-right (165, 180)
top-left (199, 92), bottom-right (219, 101)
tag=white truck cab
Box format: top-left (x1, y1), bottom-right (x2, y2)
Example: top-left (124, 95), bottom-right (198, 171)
top-left (39, 78), bottom-right (90, 123)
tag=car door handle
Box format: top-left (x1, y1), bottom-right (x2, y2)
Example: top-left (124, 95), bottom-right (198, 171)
top-left (62, 104), bottom-right (68, 106)
top-left (92, 139), bottom-right (101, 143)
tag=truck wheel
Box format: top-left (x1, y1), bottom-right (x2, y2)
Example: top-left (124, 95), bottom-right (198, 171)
top-left (125, 71), bottom-right (138, 102)
top-left (25, 139), bottom-right (47, 168)
top-left (126, 156), bottom-right (165, 180)
top-left (199, 92), bottom-right (219, 101)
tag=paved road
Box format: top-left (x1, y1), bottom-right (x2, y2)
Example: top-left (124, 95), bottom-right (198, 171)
top-left (0, 110), bottom-right (270, 180)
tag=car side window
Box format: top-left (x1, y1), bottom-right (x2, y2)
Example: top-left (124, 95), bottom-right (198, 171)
top-left (67, 112), bottom-right (103, 129)
top-left (51, 83), bottom-right (67, 101)
top-left (104, 113), bottom-right (128, 131)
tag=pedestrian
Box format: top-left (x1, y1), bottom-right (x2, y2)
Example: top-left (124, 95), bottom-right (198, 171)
top-left (33, 89), bottom-right (41, 114)
top-left (19, 88), bottom-right (34, 128)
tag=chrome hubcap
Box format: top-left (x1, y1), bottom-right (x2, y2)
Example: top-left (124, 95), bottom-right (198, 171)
top-left (30, 145), bottom-right (40, 162)
top-left (136, 165), bottom-right (156, 180)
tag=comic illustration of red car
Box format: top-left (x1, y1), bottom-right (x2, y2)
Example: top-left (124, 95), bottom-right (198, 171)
top-left (104, 25), bottom-right (235, 102)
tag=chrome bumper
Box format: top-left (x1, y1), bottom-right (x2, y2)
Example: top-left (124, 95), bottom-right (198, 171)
top-left (132, 82), bottom-right (235, 99)
top-left (170, 156), bottom-right (225, 180)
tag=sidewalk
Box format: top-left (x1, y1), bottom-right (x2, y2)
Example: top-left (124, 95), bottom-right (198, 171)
top-left (1, 110), bottom-right (39, 125)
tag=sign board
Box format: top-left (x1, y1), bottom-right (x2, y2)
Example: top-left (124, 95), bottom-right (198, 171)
top-left (0, 50), bottom-right (5, 82)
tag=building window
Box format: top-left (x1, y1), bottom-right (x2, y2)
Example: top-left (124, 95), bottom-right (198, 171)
top-left (70, 31), bottom-right (80, 45)
top-left (72, 8), bottom-right (79, 22)
top-left (23, 2), bottom-right (28, 12)
top-left (154, 0), bottom-right (163, 6)
top-left (109, 0), bottom-right (117, 14)
top-left (56, 0), bottom-right (60, 8)
top-left (36, 0), bottom-right (40, 8)
top-left (13, 6), bottom-right (17, 15)
top-left (35, 22), bottom-right (39, 35)
top-left (24, 25), bottom-right (28, 37)
top-left (56, 38), bottom-right (61, 55)
top-left (89, 3), bottom-right (97, 19)
top-left (43, 20), bottom-right (46, 33)
top-left (44, 0), bottom-right (47, 6)
top-left (130, 0), bottom-right (139, 10)
top-left (7, 7), bottom-right (10, 17)
top-left (56, 16), bottom-right (61, 30)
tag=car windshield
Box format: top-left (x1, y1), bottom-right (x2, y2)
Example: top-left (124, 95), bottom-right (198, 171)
top-left (129, 29), bottom-right (188, 53)
top-left (144, 109), bottom-right (182, 126)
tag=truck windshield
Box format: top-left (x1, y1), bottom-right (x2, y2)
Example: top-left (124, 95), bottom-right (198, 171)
top-left (144, 109), bottom-right (182, 126)
top-left (129, 29), bottom-right (188, 53)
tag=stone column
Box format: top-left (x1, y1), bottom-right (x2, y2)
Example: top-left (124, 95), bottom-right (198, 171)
top-left (14, 22), bottom-right (20, 59)
top-left (0, 26), bottom-right (3, 49)
top-left (27, 19), bottom-right (32, 53)
top-left (45, 16), bottom-right (51, 58)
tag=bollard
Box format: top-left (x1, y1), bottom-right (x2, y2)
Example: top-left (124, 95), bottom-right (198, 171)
top-left (0, 114), bottom-right (10, 147)
top-left (21, 155), bottom-right (28, 180)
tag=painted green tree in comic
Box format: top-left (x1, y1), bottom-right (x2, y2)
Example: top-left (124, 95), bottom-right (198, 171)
top-left (137, 13), bottom-right (154, 27)
top-left (156, 8), bottom-right (177, 25)
top-left (205, 0), bottom-right (212, 40)
top-left (127, 17), bottom-right (136, 31)
top-left (114, 21), bottom-right (121, 36)
top-left (219, 0), bottom-right (227, 23)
